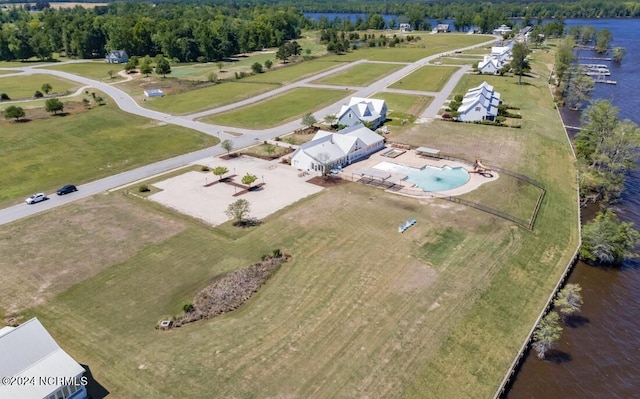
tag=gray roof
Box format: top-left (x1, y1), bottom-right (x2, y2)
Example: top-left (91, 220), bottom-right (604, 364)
top-left (0, 318), bottom-right (85, 398)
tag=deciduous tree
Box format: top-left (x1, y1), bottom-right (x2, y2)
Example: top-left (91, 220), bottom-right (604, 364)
top-left (251, 62), bottom-right (263, 74)
top-left (221, 139), bottom-right (233, 155)
top-left (241, 173), bottom-right (257, 188)
top-left (41, 83), bottom-right (52, 94)
top-left (510, 42), bottom-right (531, 85)
top-left (212, 166), bottom-right (228, 180)
top-left (44, 98), bottom-right (64, 114)
top-left (580, 211), bottom-right (640, 265)
top-left (155, 57), bottom-right (171, 78)
top-left (225, 199), bottom-right (250, 224)
top-left (4, 105), bottom-right (25, 121)
top-left (554, 283), bottom-right (583, 319)
top-left (532, 311), bottom-right (563, 360)
top-left (301, 112), bottom-right (317, 127)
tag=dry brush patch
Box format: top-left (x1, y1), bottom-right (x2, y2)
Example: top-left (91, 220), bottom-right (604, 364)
top-left (172, 253), bottom-right (290, 327)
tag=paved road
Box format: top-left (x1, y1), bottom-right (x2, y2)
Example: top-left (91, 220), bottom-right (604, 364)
top-left (0, 36), bottom-right (497, 226)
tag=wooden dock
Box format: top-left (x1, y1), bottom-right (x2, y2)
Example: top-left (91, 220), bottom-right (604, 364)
top-left (578, 56), bottom-right (612, 61)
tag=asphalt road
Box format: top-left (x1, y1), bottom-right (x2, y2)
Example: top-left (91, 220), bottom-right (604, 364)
top-left (0, 36), bottom-right (497, 226)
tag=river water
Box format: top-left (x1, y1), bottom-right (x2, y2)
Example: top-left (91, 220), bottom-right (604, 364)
top-left (506, 19), bottom-right (640, 399)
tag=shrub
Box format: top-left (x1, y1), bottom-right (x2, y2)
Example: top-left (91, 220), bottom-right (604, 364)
top-left (1, 93), bottom-right (10, 101)
top-left (138, 184), bottom-right (150, 192)
top-left (274, 136), bottom-right (281, 141)
top-left (34, 90), bottom-right (43, 98)
top-left (454, 94), bottom-right (463, 102)
top-left (183, 303), bottom-right (194, 313)
top-left (197, 56), bottom-right (207, 63)
top-left (200, 165), bottom-right (210, 171)
top-left (273, 248), bottom-right (282, 258)
top-left (261, 254), bottom-right (269, 261)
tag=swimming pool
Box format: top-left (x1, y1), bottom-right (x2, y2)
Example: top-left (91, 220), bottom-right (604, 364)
top-left (374, 161), bottom-right (469, 192)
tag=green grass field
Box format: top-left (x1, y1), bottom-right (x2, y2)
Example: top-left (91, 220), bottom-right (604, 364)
top-left (142, 81), bottom-right (277, 115)
top-left (0, 69), bottom-right (18, 75)
top-left (369, 91), bottom-right (432, 125)
top-left (0, 102), bottom-right (217, 205)
top-left (242, 60), bottom-right (343, 84)
top-left (389, 65), bottom-right (459, 92)
top-left (322, 34), bottom-right (494, 62)
top-left (0, 44), bottom-right (579, 399)
top-left (313, 62), bottom-right (402, 86)
top-left (0, 74), bottom-right (79, 99)
top-left (202, 87), bottom-right (352, 129)
top-left (37, 62), bottom-right (125, 81)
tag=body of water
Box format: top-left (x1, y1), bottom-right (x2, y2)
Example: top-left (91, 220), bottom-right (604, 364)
top-left (507, 18), bottom-right (640, 399)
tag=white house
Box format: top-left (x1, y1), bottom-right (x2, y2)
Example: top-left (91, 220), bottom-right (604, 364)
top-left (492, 24), bottom-right (512, 35)
top-left (105, 50), bottom-right (128, 64)
top-left (399, 23), bottom-right (411, 32)
top-left (490, 45), bottom-right (512, 63)
top-left (457, 81), bottom-right (501, 122)
top-left (0, 318), bottom-right (88, 399)
top-left (435, 24), bottom-right (450, 33)
top-left (477, 56), bottom-right (504, 75)
top-left (337, 97), bottom-right (387, 130)
top-left (290, 125), bottom-right (384, 173)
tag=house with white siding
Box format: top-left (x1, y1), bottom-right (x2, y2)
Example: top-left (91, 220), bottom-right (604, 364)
top-left (477, 56), bottom-right (504, 75)
top-left (457, 81), bottom-right (501, 122)
top-left (0, 318), bottom-right (88, 399)
top-left (105, 50), bottom-right (128, 64)
top-left (336, 97), bottom-right (387, 130)
top-left (291, 125), bottom-right (384, 174)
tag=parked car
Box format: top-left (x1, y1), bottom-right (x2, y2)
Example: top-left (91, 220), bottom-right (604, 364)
top-left (25, 193), bottom-right (47, 204)
top-left (56, 184), bottom-right (78, 195)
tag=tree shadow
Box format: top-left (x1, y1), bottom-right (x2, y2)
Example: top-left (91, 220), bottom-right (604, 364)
top-left (545, 349), bottom-right (572, 363)
top-left (564, 314), bottom-right (590, 328)
top-left (82, 364), bottom-right (109, 399)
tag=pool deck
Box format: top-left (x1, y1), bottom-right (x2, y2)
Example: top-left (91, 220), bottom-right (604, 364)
top-left (341, 147), bottom-right (499, 197)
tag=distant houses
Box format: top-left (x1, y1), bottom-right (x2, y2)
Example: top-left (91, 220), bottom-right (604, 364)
top-left (456, 81), bottom-right (501, 122)
top-left (399, 23), bottom-right (411, 32)
top-left (492, 24), bottom-right (512, 35)
top-left (105, 50), bottom-right (129, 64)
top-left (434, 24), bottom-right (450, 33)
top-left (476, 40), bottom-right (514, 75)
top-left (337, 97), bottom-right (387, 130)
top-left (0, 318), bottom-right (88, 399)
top-left (290, 125), bottom-right (384, 173)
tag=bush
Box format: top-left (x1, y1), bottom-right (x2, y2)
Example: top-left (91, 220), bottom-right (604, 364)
top-left (183, 303), bottom-right (194, 313)
top-left (273, 248), bottom-right (282, 258)
top-left (200, 165), bottom-right (210, 171)
top-left (1, 93), bottom-right (10, 101)
top-left (274, 136), bottom-right (281, 141)
top-left (138, 184), bottom-right (150, 192)
top-left (34, 90), bottom-right (43, 98)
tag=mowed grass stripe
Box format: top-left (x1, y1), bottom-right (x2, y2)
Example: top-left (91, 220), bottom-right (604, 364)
top-left (202, 87), bottom-right (352, 129)
top-left (142, 81), bottom-right (277, 115)
top-left (0, 73), bottom-right (79, 99)
top-left (388, 65), bottom-right (459, 92)
top-left (313, 62), bottom-right (403, 86)
top-left (242, 61), bottom-right (343, 84)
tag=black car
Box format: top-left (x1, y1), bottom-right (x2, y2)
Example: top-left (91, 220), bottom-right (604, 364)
top-left (56, 184), bottom-right (78, 195)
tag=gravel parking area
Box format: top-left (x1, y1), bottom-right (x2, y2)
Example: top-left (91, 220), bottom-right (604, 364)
top-left (149, 155), bottom-right (323, 226)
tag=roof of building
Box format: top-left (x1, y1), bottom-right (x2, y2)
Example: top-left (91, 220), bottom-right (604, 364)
top-left (0, 318), bottom-right (85, 399)
top-left (294, 125), bottom-right (383, 165)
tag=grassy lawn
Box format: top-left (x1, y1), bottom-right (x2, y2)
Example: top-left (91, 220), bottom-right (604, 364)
top-left (243, 143), bottom-right (292, 157)
top-left (141, 81), bottom-right (277, 115)
top-left (37, 62), bottom-right (125, 82)
top-left (242, 60), bottom-right (343, 84)
top-left (370, 91), bottom-right (432, 126)
top-left (202, 87), bottom-right (352, 129)
top-left (0, 74), bottom-right (79, 99)
top-left (0, 69), bottom-right (18, 75)
top-left (0, 46), bottom-right (578, 399)
top-left (322, 34), bottom-right (494, 62)
top-left (389, 65), bottom-right (459, 92)
top-left (0, 102), bottom-right (218, 205)
top-left (278, 132), bottom-right (316, 145)
top-left (434, 57), bottom-right (480, 65)
top-left (313, 62), bottom-right (402, 86)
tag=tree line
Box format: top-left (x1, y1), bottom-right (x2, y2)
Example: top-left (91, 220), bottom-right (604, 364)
top-left (0, 3), bottom-right (303, 62)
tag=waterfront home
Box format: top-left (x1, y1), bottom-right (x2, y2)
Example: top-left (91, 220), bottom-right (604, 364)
top-left (477, 56), bottom-right (504, 75)
top-left (399, 23), bottom-right (411, 32)
top-left (290, 125), bottom-right (384, 173)
top-left (492, 24), bottom-right (512, 35)
top-left (457, 81), bottom-right (501, 122)
top-left (105, 50), bottom-right (129, 64)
